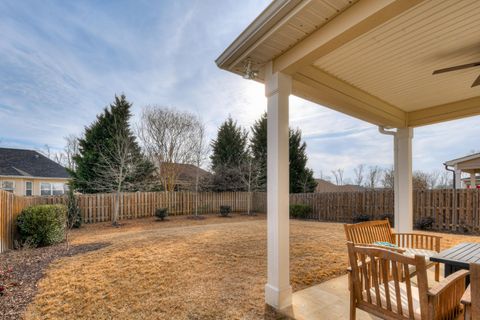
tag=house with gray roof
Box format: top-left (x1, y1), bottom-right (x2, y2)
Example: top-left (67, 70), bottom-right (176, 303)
top-left (0, 147), bottom-right (70, 196)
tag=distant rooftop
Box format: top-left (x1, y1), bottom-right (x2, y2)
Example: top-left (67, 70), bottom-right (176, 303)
top-left (445, 153), bottom-right (480, 166)
top-left (0, 147), bottom-right (69, 179)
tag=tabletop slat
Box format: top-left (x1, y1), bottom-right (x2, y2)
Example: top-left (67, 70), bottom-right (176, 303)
top-left (431, 243), bottom-right (480, 268)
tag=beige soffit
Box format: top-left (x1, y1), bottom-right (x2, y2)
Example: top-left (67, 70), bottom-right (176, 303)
top-left (217, 0), bottom-right (480, 128)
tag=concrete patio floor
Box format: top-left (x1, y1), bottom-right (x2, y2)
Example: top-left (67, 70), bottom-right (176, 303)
top-left (281, 274), bottom-right (378, 320)
top-left (282, 267), bottom-right (443, 319)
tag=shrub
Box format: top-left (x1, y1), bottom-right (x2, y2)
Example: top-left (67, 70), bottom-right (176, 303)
top-left (352, 213), bottom-right (371, 223)
top-left (155, 208), bottom-right (168, 221)
top-left (220, 205), bottom-right (231, 217)
top-left (416, 217), bottom-right (434, 230)
top-left (380, 213), bottom-right (394, 227)
top-left (66, 188), bottom-right (82, 229)
top-left (289, 204), bottom-right (312, 219)
top-left (16, 204), bottom-right (67, 247)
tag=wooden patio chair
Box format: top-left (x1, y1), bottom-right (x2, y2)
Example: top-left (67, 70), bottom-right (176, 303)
top-left (461, 263), bottom-right (480, 320)
top-left (347, 242), bottom-right (468, 320)
top-left (344, 219), bottom-right (441, 281)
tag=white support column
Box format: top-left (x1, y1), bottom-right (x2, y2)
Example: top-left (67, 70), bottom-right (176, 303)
top-left (394, 128), bottom-right (413, 233)
top-left (265, 61), bottom-right (292, 309)
top-left (470, 172), bottom-right (476, 188)
top-left (455, 166), bottom-right (462, 189)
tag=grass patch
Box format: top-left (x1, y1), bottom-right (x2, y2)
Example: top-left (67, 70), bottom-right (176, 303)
top-left (14, 215), bottom-right (480, 319)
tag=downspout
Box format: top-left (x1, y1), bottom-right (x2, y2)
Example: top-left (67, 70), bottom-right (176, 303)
top-left (378, 126), bottom-right (399, 228)
top-left (443, 163), bottom-right (456, 190)
top-left (444, 163), bottom-right (458, 231)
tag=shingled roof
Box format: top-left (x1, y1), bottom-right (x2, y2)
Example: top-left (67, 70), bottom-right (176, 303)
top-left (0, 147), bottom-right (69, 178)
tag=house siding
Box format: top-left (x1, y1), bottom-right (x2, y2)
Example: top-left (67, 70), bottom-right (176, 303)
top-left (0, 176), bottom-right (70, 196)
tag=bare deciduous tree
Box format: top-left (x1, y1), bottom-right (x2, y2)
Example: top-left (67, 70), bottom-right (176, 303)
top-left (138, 107), bottom-right (203, 191)
top-left (238, 155), bottom-right (262, 215)
top-left (93, 119), bottom-right (151, 225)
top-left (39, 135), bottom-right (79, 170)
top-left (366, 165), bottom-right (382, 189)
top-left (382, 166), bottom-right (394, 189)
top-left (331, 168), bottom-right (344, 185)
top-left (353, 164), bottom-right (365, 186)
top-left (63, 134), bottom-right (79, 170)
top-left (192, 123), bottom-right (210, 217)
top-left (426, 170), bottom-right (441, 189)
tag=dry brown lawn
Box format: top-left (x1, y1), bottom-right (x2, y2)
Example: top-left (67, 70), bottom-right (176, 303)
top-left (22, 215), bottom-right (480, 320)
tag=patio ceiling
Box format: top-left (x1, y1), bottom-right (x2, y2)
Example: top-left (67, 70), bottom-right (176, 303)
top-left (216, 0), bottom-right (480, 128)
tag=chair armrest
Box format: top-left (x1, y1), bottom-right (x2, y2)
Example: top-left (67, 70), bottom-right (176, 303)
top-left (427, 270), bottom-right (469, 319)
top-left (393, 233), bottom-right (442, 251)
top-left (461, 285), bottom-right (471, 306)
top-left (428, 269), bottom-right (469, 297)
top-left (357, 243), bottom-right (406, 254)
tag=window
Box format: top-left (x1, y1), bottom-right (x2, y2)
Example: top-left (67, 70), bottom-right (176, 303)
top-left (40, 182), bottom-right (66, 196)
top-left (40, 182), bottom-right (52, 196)
top-left (25, 181), bottom-right (33, 196)
top-left (1, 181), bottom-right (14, 193)
top-left (52, 183), bottom-right (64, 195)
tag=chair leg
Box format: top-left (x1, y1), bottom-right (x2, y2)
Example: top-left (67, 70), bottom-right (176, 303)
top-left (350, 288), bottom-right (356, 320)
top-left (435, 263), bottom-right (440, 282)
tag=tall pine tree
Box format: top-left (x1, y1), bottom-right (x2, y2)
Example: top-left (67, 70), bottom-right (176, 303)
top-left (210, 117), bottom-right (249, 191)
top-left (250, 113), bottom-right (317, 193)
top-left (69, 95), bottom-right (154, 193)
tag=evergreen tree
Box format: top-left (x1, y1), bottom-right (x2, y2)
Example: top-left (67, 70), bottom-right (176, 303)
top-left (250, 113), bottom-right (317, 193)
top-left (250, 113), bottom-right (268, 190)
top-left (289, 129), bottom-right (317, 193)
top-left (69, 95), bottom-right (154, 193)
top-left (210, 117), bottom-right (248, 191)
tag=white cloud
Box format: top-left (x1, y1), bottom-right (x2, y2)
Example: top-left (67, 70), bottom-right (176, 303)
top-left (0, 0), bottom-right (478, 182)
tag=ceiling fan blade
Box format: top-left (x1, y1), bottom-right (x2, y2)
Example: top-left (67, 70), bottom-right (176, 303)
top-left (433, 61), bottom-right (480, 75)
top-left (472, 74), bottom-right (480, 87)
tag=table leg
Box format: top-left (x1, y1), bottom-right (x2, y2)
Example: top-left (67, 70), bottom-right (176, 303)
top-left (444, 263), bottom-right (453, 278)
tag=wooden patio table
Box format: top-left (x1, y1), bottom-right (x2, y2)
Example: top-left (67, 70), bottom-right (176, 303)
top-left (430, 242), bottom-right (480, 283)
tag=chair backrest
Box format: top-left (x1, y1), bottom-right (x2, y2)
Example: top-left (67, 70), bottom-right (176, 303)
top-left (344, 219), bottom-right (394, 245)
top-left (471, 263), bottom-right (480, 319)
top-left (347, 242), bottom-right (429, 320)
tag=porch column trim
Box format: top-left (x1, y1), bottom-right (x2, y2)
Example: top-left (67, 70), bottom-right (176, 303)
top-left (395, 127), bottom-right (413, 233)
top-left (265, 61), bottom-right (292, 309)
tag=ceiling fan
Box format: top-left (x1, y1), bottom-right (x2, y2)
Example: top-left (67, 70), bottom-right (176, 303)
top-left (433, 61), bottom-right (480, 87)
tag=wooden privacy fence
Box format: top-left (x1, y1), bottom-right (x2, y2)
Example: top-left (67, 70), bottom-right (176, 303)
top-left (254, 189), bottom-right (480, 233)
top-left (0, 190), bottom-right (255, 252)
top-left (2, 189), bottom-right (480, 253)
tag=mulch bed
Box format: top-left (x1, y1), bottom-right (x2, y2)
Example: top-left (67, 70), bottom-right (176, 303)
top-left (0, 242), bottom-right (109, 320)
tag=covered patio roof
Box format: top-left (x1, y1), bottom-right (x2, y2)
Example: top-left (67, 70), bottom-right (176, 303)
top-left (217, 0), bottom-right (480, 128)
top-left (216, 0), bottom-right (480, 312)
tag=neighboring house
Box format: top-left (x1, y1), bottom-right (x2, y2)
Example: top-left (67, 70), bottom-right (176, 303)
top-left (155, 162), bottom-right (212, 191)
top-left (0, 147), bottom-right (70, 196)
top-left (314, 179), bottom-right (365, 193)
top-left (444, 153), bottom-right (480, 189)
top-left (174, 163), bottom-right (212, 190)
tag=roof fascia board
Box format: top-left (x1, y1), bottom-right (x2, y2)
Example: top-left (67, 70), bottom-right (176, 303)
top-left (215, 0), bottom-right (302, 70)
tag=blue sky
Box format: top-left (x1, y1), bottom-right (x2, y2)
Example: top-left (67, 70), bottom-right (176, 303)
top-left (1, 0), bottom-right (479, 182)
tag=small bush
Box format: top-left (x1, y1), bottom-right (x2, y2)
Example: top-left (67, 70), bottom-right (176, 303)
top-left (416, 217), bottom-right (434, 230)
top-left (289, 204), bottom-right (312, 219)
top-left (352, 213), bottom-right (371, 223)
top-left (380, 213), bottom-right (394, 227)
top-left (220, 205), bottom-right (231, 217)
top-left (155, 208), bottom-right (168, 221)
top-left (16, 204), bottom-right (67, 247)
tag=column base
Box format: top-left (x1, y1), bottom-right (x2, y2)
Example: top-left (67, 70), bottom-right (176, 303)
top-left (265, 283), bottom-right (292, 309)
